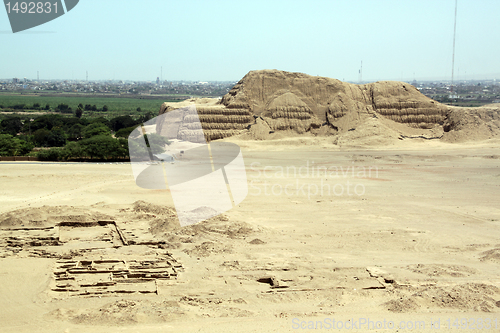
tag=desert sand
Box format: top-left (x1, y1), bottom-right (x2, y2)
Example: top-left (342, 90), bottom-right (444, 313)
top-left (1, 70), bottom-right (500, 332)
top-left (1, 136), bottom-right (500, 332)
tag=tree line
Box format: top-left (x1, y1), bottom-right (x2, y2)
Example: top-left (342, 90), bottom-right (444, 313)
top-left (0, 102), bottom-right (145, 114)
top-left (0, 112), bottom-right (157, 161)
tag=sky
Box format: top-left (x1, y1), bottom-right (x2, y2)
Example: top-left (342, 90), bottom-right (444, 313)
top-left (1, 0), bottom-right (499, 82)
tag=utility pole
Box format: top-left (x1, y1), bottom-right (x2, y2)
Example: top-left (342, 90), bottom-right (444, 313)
top-left (358, 61), bottom-right (363, 84)
top-left (451, 0), bottom-right (458, 105)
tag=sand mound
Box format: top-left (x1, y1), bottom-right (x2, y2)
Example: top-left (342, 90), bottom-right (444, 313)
top-left (442, 105), bottom-right (500, 142)
top-left (51, 299), bottom-right (188, 325)
top-left (157, 70), bottom-right (500, 145)
top-left (0, 206), bottom-right (114, 227)
top-left (406, 264), bottom-right (478, 277)
top-left (183, 240), bottom-right (232, 257)
top-left (385, 283), bottom-right (500, 313)
top-left (479, 247), bottom-right (500, 263)
top-left (220, 69), bottom-right (449, 134)
top-left (132, 200), bottom-right (176, 216)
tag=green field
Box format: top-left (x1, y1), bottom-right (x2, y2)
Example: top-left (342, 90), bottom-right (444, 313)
top-left (0, 93), bottom-right (183, 119)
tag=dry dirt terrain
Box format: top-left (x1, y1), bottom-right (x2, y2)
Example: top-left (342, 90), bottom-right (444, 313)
top-left (1, 137), bottom-right (500, 332)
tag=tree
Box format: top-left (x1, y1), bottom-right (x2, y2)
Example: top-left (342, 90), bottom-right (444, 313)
top-left (0, 132), bottom-right (32, 156)
top-left (90, 117), bottom-right (111, 128)
top-left (128, 138), bottom-right (145, 160)
top-left (146, 133), bottom-right (170, 148)
top-left (37, 148), bottom-right (62, 161)
top-left (82, 123), bottom-right (110, 139)
top-left (136, 107), bottom-right (142, 112)
top-left (75, 106), bottom-right (83, 119)
top-left (0, 134), bottom-right (21, 156)
top-left (62, 141), bottom-right (83, 160)
top-left (1, 117), bottom-right (23, 136)
top-left (91, 105), bottom-right (97, 111)
top-left (56, 103), bottom-right (70, 112)
top-left (46, 128), bottom-right (67, 147)
top-left (33, 128), bottom-right (51, 147)
top-left (18, 140), bottom-right (34, 155)
top-left (137, 112), bottom-right (154, 123)
top-left (102, 105), bottom-right (108, 112)
top-left (116, 138), bottom-right (129, 158)
top-left (45, 104), bottom-right (50, 110)
top-left (12, 104), bottom-right (26, 110)
top-left (144, 111), bottom-right (153, 122)
top-left (115, 126), bottom-right (135, 138)
top-left (67, 123), bottom-right (84, 141)
top-left (79, 135), bottom-right (120, 159)
top-left (110, 115), bottom-right (136, 132)
top-left (29, 115), bottom-right (61, 131)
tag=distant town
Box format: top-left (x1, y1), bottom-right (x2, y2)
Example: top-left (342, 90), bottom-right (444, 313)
top-left (1, 77), bottom-right (499, 107)
top-left (0, 78), bottom-right (236, 99)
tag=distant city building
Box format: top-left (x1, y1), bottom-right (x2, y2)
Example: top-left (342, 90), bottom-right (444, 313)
top-left (0, 78), bottom-right (496, 106)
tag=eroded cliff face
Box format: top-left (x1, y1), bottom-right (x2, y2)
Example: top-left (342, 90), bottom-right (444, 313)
top-left (220, 69), bottom-right (450, 134)
top-left (366, 81), bottom-right (449, 129)
top-left (157, 70), bottom-right (500, 142)
top-left (158, 101), bottom-right (253, 142)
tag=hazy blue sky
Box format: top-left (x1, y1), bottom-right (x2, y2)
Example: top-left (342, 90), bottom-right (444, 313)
top-left (1, 0), bottom-right (499, 82)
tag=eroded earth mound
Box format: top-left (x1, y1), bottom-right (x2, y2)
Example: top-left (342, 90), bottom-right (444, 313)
top-left (157, 69), bottom-right (500, 143)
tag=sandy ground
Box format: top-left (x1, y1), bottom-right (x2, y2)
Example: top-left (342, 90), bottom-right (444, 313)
top-left (1, 137), bottom-right (500, 332)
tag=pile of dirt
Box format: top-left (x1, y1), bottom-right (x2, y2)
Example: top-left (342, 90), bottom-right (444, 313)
top-left (183, 241), bottom-right (232, 257)
top-left (153, 214), bottom-right (256, 253)
top-left (221, 70), bottom-right (448, 130)
top-left (132, 200), bottom-right (176, 216)
top-left (127, 200), bottom-right (180, 235)
top-left (442, 106), bottom-right (500, 142)
top-left (149, 217), bottom-right (179, 235)
top-left (0, 201), bottom-right (250, 248)
top-left (174, 214), bottom-right (254, 239)
top-left (385, 283), bottom-right (500, 312)
top-left (157, 69), bottom-right (500, 144)
top-left (384, 298), bottom-right (419, 313)
top-left (406, 264), bottom-right (478, 277)
top-left (0, 206), bottom-right (114, 228)
top-left (50, 299), bottom-right (188, 325)
top-left (479, 247), bottom-right (500, 263)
